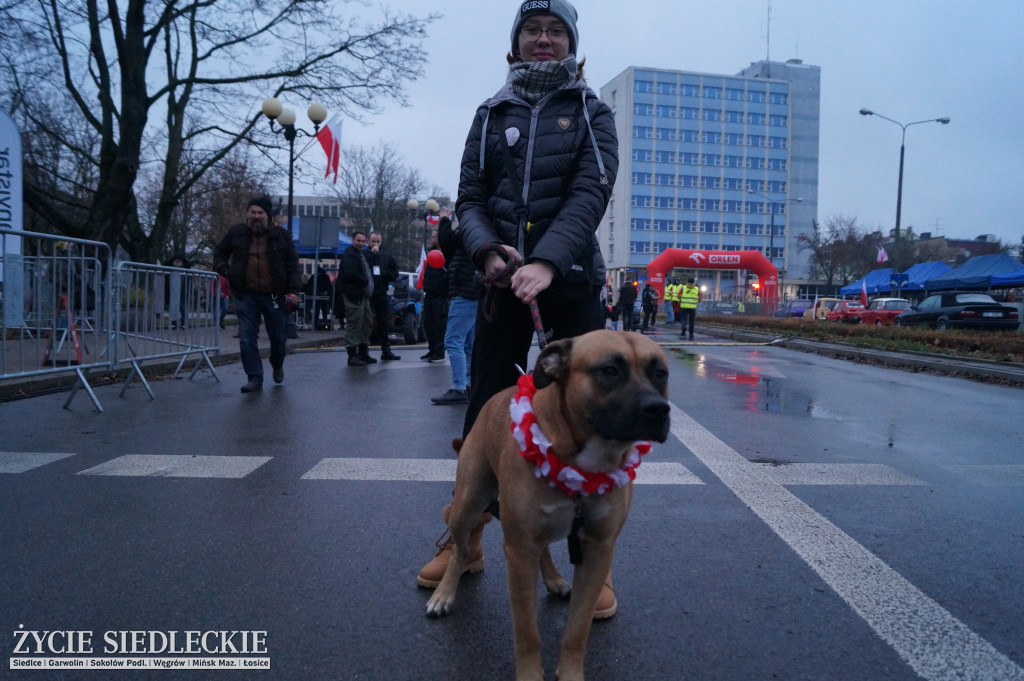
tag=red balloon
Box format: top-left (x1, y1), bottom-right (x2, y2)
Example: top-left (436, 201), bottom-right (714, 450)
top-left (426, 250), bottom-right (445, 268)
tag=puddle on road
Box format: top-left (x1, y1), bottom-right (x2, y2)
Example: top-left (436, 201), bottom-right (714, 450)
top-left (669, 347), bottom-right (844, 419)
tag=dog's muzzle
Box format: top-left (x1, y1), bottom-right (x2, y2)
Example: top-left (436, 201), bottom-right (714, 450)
top-left (591, 393), bottom-right (671, 443)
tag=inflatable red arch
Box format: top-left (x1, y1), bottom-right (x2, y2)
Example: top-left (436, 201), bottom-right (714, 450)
top-left (644, 249), bottom-right (779, 300)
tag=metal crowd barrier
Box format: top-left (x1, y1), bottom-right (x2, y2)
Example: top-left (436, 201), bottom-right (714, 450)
top-left (111, 261), bottom-right (221, 399)
top-left (2, 228), bottom-right (222, 412)
top-left (1, 228), bottom-right (113, 411)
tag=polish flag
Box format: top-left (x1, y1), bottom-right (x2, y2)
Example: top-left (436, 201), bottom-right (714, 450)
top-left (315, 115), bottom-right (343, 183)
top-left (414, 245), bottom-right (427, 289)
top-left (860, 279), bottom-right (868, 307)
top-left (877, 246), bottom-right (889, 264)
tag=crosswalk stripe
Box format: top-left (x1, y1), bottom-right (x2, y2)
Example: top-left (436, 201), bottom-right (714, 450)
top-left (301, 458), bottom-right (704, 485)
top-left (77, 455), bottom-right (271, 479)
top-left (0, 452), bottom-right (75, 474)
top-left (940, 465), bottom-right (1024, 485)
top-left (756, 463), bottom-right (926, 486)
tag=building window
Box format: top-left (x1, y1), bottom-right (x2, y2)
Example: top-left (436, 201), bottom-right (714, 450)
top-left (633, 103), bottom-right (653, 116)
top-left (635, 80), bottom-right (653, 93)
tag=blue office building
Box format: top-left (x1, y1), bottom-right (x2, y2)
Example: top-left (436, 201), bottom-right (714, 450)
top-left (598, 59), bottom-right (820, 295)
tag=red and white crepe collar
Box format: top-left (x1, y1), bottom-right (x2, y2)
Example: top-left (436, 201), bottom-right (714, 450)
top-left (510, 373), bottom-right (651, 497)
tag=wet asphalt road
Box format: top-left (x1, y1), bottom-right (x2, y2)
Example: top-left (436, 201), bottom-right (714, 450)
top-left (1, 326), bottom-right (1022, 680)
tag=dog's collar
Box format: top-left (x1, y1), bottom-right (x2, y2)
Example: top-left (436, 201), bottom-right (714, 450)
top-left (510, 374), bottom-right (651, 497)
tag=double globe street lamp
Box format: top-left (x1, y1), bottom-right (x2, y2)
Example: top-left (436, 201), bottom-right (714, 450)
top-left (859, 108), bottom-right (950, 270)
top-left (261, 97), bottom-right (328, 228)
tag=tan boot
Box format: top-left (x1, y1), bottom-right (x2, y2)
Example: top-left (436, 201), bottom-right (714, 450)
top-left (416, 503), bottom-right (491, 588)
top-left (593, 574), bottom-right (617, 620)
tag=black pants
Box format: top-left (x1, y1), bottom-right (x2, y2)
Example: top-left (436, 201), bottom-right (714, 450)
top-left (463, 286), bottom-right (604, 438)
top-left (422, 294), bottom-right (448, 356)
top-left (369, 294), bottom-right (391, 346)
top-left (620, 305), bottom-right (636, 332)
top-left (642, 306), bottom-right (657, 330)
top-left (679, 308), bottom-right (696, 337)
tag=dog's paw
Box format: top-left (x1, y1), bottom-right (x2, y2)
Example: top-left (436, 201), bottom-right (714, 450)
top-left (425, 592), bottom-right (455, 617)
top-left (542, 575), bottom-right (571, 598)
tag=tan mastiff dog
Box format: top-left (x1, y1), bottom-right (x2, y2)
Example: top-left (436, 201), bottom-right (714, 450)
top-left (425, 329), bottom-right (671, 681)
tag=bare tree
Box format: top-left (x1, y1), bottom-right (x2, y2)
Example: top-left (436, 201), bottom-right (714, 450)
top-left (0, 0), bottom-right (436, 262)
top-left (329, 142), bottom-right (428, 270)
top-left (797, 215), bottom-right (873, 285)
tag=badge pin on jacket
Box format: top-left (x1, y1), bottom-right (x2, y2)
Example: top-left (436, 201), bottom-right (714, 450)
top-left (505, 127), bottom-right (521, 146)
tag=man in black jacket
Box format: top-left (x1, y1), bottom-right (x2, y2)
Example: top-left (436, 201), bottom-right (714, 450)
top-left (335, 232), bottom-right (376, 366)
top-left (366, 231), bottom-right (401, 361)
top-left (420, 227), bottom-right (448, 362)
top-left (213, 196), bottom-right (300, 393)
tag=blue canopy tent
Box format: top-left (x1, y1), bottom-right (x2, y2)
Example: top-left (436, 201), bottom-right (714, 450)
top-left (992, 266), bottom-right (1024, 288)
top-left (924, 253), bottom-right (1024, 292)
top-left (839, 268), bottom-right (892, 296)
top-left (900, 261), bottom-right (952, 291)
top-left (283, 217), bottom-right (353, 257)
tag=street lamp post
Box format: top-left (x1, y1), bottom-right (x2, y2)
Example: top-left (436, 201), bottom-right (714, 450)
top-left (858, 108), bottom-right (950, 271)
top-left (261, 97), bottom-right (328, 329)
top-left (746, 188), bottom-right (802, 297)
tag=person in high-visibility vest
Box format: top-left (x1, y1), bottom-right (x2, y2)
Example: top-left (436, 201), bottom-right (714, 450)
top-left (678, 278), bottom-right (700, 341)
top-left (663, 280), bottom-right (676, 324)
top-left (669, 280), bottom-right (682, 324)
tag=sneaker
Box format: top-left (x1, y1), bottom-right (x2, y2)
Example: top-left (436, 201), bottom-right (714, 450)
top-left (272, 367), bottom-right (284, 384)
top-left (420, 352), bottom-right (434, 361)
top-left (431, 389), bottom-right (468, 405)
top-left (428, 353), bottom-right (446, 363)
top-left (240, 381), bottom-right (262, 393)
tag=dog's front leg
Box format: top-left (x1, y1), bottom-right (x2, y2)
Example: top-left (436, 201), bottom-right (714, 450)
top-left (504, 538), bottom-right (546, 681)
top-left (555, 543), bottom-right (615, 681)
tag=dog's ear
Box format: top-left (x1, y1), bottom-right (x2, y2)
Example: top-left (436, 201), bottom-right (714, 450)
top-left (532, 338), bottom-right (573, 389)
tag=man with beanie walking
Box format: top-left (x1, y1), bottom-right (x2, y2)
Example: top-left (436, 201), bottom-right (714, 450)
top-left (214, 196), bottom-right (301, 393)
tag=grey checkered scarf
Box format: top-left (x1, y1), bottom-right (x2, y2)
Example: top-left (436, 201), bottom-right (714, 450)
top-left (507, 55), bottom-right (579, 105)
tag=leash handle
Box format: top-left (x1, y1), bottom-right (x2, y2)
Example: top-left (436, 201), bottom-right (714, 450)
top-left (478, 243), bottom-right (547, 349)
top-left (530, 299), bottom-right (546, 350)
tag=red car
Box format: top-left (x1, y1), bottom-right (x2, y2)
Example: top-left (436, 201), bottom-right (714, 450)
top-left (825, 300), bottom-right (865, 323)
top-left (859, 297), bottom-right (912, 326)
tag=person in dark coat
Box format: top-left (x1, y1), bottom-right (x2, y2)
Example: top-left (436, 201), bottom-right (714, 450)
top-left (420, 226), bottom-right (449, 362)
top-left (335, 232), bottom-right (376, 366)
top-left (618, 280), bottom-right (638, 332)
top-left (417, 0), bottom-right (621, 618)
top-left (365, 231), bottom-right (401, 361)
top-left (213, 196), bottom-right (300, 392)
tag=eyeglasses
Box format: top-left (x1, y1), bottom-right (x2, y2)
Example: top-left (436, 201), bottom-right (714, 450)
top-left (520, 25), bottom-right (568, 40)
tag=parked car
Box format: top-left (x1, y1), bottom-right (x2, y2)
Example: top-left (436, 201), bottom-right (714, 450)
top-left (774, 299), bottom-right (815, 318)
top-left (859, 297), bottom-right (912, 326)
top-left (893, 292), bottom-right (1020, 331)
top-left (711, 301), bottom-right (737, 315)
top-left (803, 297), bottom-right (841, 320)
top-left (388, 271), bottom-right (424, 344)
top-left (825, 300), bottom-right (865, 323)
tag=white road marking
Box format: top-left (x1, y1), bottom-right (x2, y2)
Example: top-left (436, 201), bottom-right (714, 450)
top-left (757, 463), bottom-right (926, 486)
top-left (670, 403), bottom-right (1024, 681)
top-left (303, 458), bottom-right (456, 481)
top-left (301, 457), bottom-right (703, 485)
top-left (78, 455), bottom-right (271, 478)
top-left (941, 465), bottom-right (1024, 485)
top-left (0, 452), bottom-right (75, 474)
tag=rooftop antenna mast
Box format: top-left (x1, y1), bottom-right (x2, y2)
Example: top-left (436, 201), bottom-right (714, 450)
top-left (765, 0), bottom-right (772, 77)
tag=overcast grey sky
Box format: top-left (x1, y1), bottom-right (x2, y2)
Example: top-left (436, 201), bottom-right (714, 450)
top-left (279, 0), bottom-right (1024, 248)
